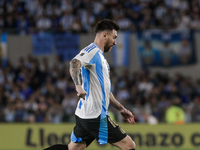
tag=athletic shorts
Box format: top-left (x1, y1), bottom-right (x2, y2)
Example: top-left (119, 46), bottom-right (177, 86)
top-left (70, 115), bottom-right (127, 146)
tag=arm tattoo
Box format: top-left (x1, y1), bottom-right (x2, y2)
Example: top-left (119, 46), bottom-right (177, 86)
top-left (69, 59), bottom-right (82, 85)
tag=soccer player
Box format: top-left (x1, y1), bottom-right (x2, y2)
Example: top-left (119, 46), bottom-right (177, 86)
top-left (44, 19), bottom-right (136, 150)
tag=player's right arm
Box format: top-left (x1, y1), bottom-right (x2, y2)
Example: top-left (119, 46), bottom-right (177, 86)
top-left (69, 59), bottom-right (87, 100)
top-left (110, 93), bottom-right (135, 124)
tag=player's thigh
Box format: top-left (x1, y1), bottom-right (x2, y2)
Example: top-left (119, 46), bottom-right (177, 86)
top-left (107, 116), bottom-right (127, 144)
top-left (112, 135), bottom-right (136, 150)
top-left (71, 115), bottom-right (95, 147)
top-left (107, 116), bottom-right (136, 149)
top-left (68, 141), bottom-right (87, 150)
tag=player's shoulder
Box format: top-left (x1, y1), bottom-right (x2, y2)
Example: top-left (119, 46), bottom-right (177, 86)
top-left (80, 43), bottom-right (100, 55)
top-left (74, 43), bottom-right (100, 61)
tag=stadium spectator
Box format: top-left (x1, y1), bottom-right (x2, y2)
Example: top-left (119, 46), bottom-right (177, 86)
top-left (36, 14), bottom-right (52, 31)
top-left (59, 10), bottom-right (74, 32)
top-left (176, 11), bottom-right (191, 30)
top-left (190, 14), bottom-right (200, 29)
top-left (0, 53), bottom-right (200, 124)
top-left (165, 97), bottom-right (186, 124)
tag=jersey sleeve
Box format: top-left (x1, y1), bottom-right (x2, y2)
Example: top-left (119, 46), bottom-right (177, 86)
top-left (74, 48), bottom-right (98, 67)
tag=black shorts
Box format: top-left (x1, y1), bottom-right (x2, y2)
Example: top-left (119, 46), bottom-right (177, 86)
top-left (70, 115), bottom-right (127, 147)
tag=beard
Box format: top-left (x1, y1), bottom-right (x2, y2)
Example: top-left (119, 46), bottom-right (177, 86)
top-left (104, 42), bottom-right (113, 53)
top-left (104, 46), bottom-right (111, 53)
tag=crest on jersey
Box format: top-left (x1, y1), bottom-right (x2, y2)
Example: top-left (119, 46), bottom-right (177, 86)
top-left (80, 53), bottom-right (85, 56)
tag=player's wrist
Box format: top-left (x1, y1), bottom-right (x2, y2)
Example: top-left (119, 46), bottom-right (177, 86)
top-left (76, 85), bottom-right (83, 92)
top-left (118, 106), bottom-right (125, 112)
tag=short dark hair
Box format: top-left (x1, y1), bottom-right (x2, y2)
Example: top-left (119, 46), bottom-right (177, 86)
top-left (95, 19), bottom-right (120, 33)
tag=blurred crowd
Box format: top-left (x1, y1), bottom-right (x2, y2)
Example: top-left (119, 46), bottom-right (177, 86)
top-left (0, 55), bottom-right (200, 124)
top-left (1, 0), bottom-right (200, 34)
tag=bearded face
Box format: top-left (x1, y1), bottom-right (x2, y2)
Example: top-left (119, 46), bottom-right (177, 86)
top-left (103, 30), bottom-right (117, 53)
top-left (104, 38), bottom-right (113, 53)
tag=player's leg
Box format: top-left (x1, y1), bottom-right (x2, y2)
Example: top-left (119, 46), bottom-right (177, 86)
top-left (43, 115), bottom-right (94, 150)
top-left (69, 115), bottom-right (95, 149)
top-left (112, 135), bottom-right (136, 150)
top-left (43, 142), bottom-right (86, 150)
top-left (107, 116), bottom-right (136, 150)
top-left (68, 141), bottom-right (87, 150)
top-left (43, 131), bottom-right (93, 150)
top-left (69, 130), bottom-right (94, 150)
top-left (43, 144), bottom-right (68, 150)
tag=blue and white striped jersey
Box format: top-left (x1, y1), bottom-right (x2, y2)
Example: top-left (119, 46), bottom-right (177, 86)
top-left (73, 43), bottom-right (111, 119)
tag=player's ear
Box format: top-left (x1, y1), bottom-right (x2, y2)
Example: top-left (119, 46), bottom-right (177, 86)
top-left (103, 31), bottom-right (107, 38)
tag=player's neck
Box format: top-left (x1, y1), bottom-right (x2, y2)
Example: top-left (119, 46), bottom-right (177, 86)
top-left (94, 37), bottom-right (104, 53)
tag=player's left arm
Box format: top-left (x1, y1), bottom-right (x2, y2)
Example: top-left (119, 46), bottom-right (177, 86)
top-left (110, 93), bottom-right (135, 124)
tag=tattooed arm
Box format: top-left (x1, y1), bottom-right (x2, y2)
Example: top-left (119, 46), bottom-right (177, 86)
top-left (69, 59), bottom-right (87, 100)
top-left (69, 59), bottom-right (82, 85)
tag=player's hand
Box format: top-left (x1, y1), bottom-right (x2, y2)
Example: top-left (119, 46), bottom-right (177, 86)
top-left (119, 108), bottom-right (135, 124)
top-left (76, 85), bottom-right (87, 100)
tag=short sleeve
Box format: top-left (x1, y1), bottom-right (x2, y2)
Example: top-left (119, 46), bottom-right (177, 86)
top-left (73, 45), bottom-right (99, 67)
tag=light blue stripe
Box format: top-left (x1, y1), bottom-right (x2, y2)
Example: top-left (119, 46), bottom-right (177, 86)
top-left (89, 52), bottom-right (107, 115)
top-left (89, 51), bottom-right (108, 145)
top-left (78, 100), bottom-right (83, 109)
top-left (70, 130), bottom-right (82, 142)
top-left (98, 115), bottom-right (108, 145)
top-left (81, 67), bottom-right (90, 101)
top-left (123, 32), bottom-right (130, 66)
top-left (78, 44), bottom-right (97, 108)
